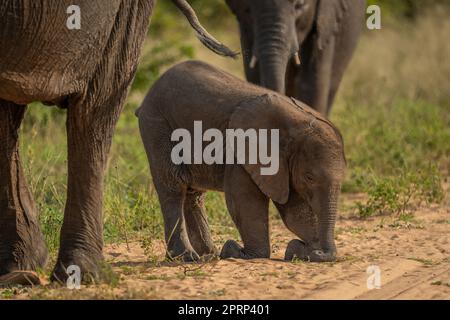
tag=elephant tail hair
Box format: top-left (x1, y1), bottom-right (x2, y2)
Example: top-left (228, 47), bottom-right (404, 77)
top-left (171, 0), bottom-right (239, 59)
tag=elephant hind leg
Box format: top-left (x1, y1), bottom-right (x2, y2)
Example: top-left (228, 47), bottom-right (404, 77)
top-left (0, 101), bottom-right (48, 279)
top-left (154, 183), bottom-right (200, 262)
top-left (184, 190), bottom-right (216, 257)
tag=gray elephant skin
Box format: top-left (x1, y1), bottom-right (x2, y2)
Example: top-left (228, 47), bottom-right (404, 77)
top-left (137, 61), bottom-right (346, 263)
top-left (0, 0), bottom-right (235, 284)
top-left (226, 0), bottom-right (366, 115)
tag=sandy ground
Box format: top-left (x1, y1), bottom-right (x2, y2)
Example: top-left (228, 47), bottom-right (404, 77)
top-left (104, 202), bottom-right (449, 300)
top-left (5, 190), bottom-right (448, 300)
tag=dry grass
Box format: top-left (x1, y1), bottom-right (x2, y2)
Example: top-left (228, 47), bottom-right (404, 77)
top-left (337, 6), bottom-right (450, 107)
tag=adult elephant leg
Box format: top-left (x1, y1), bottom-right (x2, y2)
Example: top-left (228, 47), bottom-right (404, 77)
top-left (325, 42), bottom-right (355, 116)
top-left (184, 190), bottom-right (216, 257)
top-left (51, 89), bottom-right (128, 283)
top-left (50, 0), bottom-right (152, 283)
top-left (325, 5), bottom-right (365, 116)
top-left (285, 62), bottom-right (298, 99)
top-left (295, 38), bottom-right (335, 115)
top-left (0, 101), bottom-right (48, 280)
top-left (326, 41), bottom-right (360, 115)
top-left (221, 165), bottom-right (270, 259)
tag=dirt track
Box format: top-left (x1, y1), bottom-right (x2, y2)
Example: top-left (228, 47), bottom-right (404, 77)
top-left (11, 190), bottom-right (448, 300)
top-left (102, 201), bottom-right (449, 300)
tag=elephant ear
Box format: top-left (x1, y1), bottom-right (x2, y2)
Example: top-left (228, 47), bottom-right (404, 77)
top-left (229, 94), bottom-right (291, 204)
top-left (315, 0), bottom-right (351, 50)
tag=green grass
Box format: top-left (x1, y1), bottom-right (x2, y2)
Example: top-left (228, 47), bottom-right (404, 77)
top-left (333, 89), bottom-right (448, 218)
top-left (331, 7), bottom-right (449, 216)
top-left (351, 165), bottom-right (444, 218)
top-left (336, 100), bottom-right (449, 182)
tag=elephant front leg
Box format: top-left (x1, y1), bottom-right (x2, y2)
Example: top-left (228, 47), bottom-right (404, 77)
top-left (221, 166), bottom-right (270, 260)
top-left (51, 92), bottom-right (126, 283)
top-left (0, 101), bottom-right (48, 283)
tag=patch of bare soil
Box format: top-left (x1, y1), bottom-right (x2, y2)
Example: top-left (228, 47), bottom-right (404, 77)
top-left (10, 191), bottom-right (448, 300)
top-left (105, 204), bottom-right (449, 300)
top-left (12, 195), bottom-right (450, 299)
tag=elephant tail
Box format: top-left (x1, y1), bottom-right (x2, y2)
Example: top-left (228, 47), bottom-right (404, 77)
top-left (171, 0), bottom-right (239, 58)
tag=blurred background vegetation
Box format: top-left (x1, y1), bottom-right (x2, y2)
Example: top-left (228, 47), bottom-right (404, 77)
top-left (20, 1), bottom-right (449, 259)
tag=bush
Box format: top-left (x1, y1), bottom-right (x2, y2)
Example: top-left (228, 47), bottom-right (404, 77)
top-left (354, 166), bottom-right (444, 218)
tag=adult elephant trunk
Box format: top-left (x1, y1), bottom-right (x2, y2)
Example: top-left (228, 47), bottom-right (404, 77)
top-left (259, 49), bottom-right (289, 94)
top-left (171, 0), bottom-right (237, 58)
top-left (254, 12), bottom-right (296, 94)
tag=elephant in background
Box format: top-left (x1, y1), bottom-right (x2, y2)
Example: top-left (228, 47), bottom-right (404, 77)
top-left (226, 0), bottom-right (366, 115)
top-left (0, 0), bottom-right (235, 284)
top-left (137, 61), bottom-right (346, 263)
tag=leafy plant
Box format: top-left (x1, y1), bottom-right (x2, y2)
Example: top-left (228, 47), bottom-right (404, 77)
top-left (354, 166), bottom-right (444, 218)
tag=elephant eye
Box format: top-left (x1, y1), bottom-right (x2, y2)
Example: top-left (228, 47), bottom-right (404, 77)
top-left (305, 173), bottom-right (315, 183)
top-left (293, 0), bottom-right (306, 11)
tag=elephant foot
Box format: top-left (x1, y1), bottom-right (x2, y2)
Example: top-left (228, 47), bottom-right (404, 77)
top-left (219, 240), bottom-right (269, 260)
top-left (166, 247), bottom-right (201, 263)
top-left (284, 239), bottom-right (336, 262)
top-left (0, 238), bottom-right (48, 284)
top-left (51, 248), bottom-right (104, 284)
top-left (191, 242), bottom-right (218, 258)
top-left (220, 240), bottom-right (243, 259)
top-left (0, 271), bottom-right (42, 286)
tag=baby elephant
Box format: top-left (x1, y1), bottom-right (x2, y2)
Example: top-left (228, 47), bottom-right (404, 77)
top-left (137, 61), bottom-right (346, 263)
